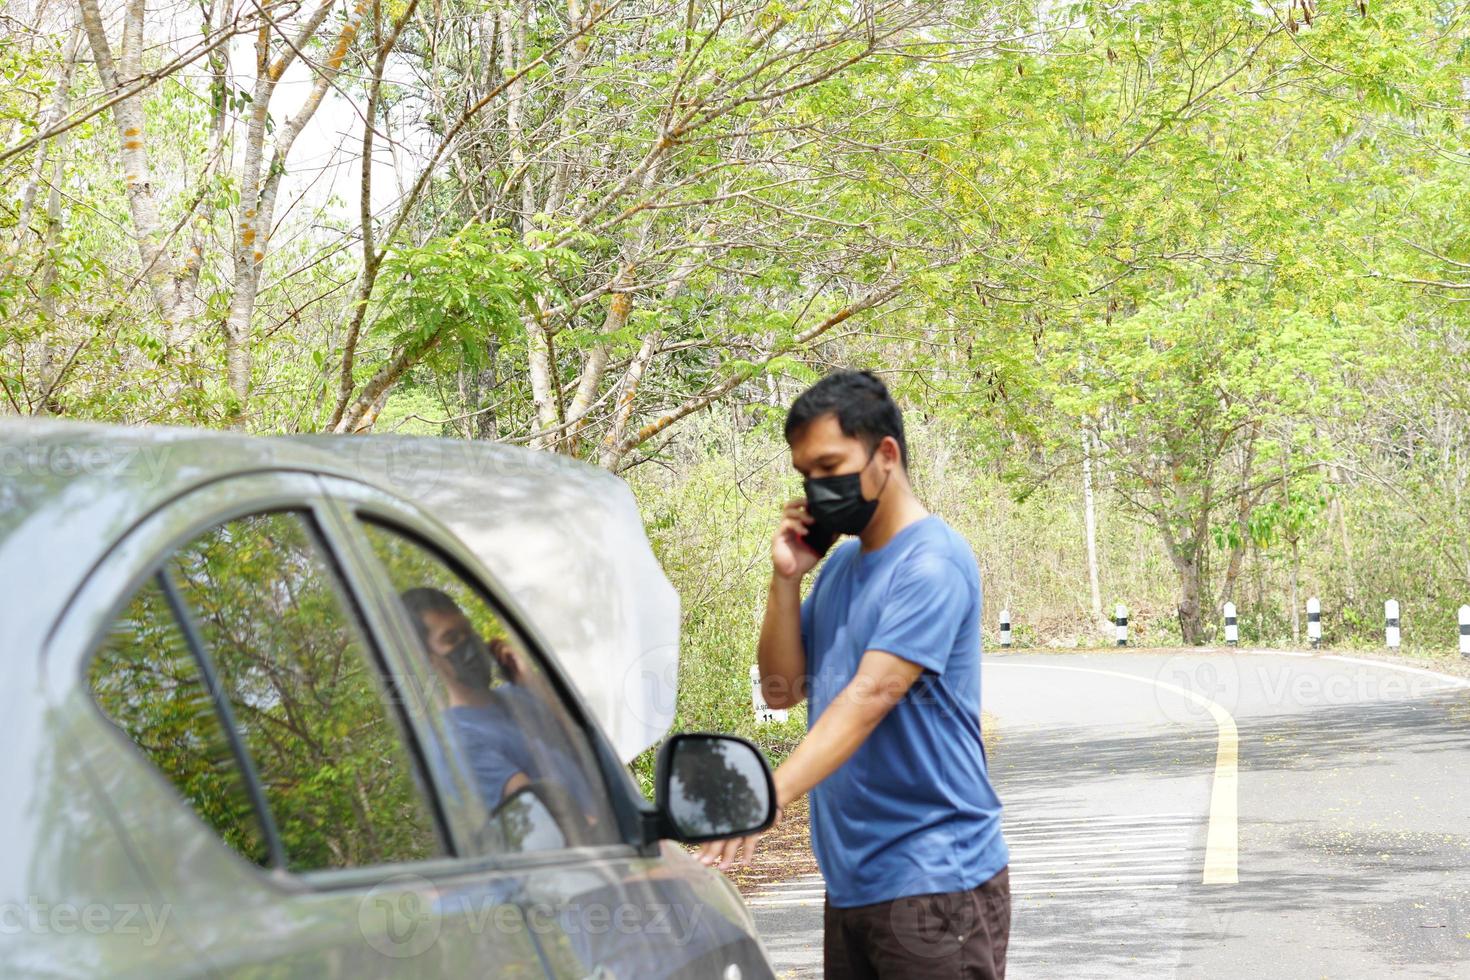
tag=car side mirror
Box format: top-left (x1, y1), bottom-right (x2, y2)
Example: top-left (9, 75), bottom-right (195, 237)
top-left (655, 733), bottom-right (777, 844)
top-left (485, 781), bottom-right (572, 853)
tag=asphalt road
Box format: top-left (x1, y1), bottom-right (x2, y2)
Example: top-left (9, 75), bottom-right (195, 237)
top-left (750, 649), bottom-right (1470, 978)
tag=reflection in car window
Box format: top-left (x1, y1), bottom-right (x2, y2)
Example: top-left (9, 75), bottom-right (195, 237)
top-left (360, 520), bottom-right (619, 853)
top-left (90, 576), bottom-right (271, 866)
top-left (168, 511), bottom-right (439, 871)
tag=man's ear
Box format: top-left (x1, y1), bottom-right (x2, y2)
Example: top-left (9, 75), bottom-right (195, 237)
top-left (879, 435), bottom-right (902, 468)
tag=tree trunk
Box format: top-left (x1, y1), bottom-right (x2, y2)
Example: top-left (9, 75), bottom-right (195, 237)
top-left (473, 341), bottom-right (499, 441)
top-left (525, 319), bottom-right (562, 448)
top-left (221, 23), bottom-right (275, 412)
top-left (1082, 428), bottom-right (1103, 624)
top-left (335, 335), bottom-right (442, 433)
top-left (561, 260), bottom-right (635, 454)
top-left (1175, 552), bottom-right (1205, 645)
top-left (599, 331), bottom-right (659, 469)
top-left (1253, 538), bottom-right (1265, 643)
top-left (1328, 465), bottom-right (1357, 603)
top-left (34, 147), bottom-right (68, 414)
top-left (223, 0), bottom-right (369, 417)
top-left (1289, 536), bottom-right (1301, 645)
top-left (77, 0), bottom-right (183, 332)
top-left (12, 24), bottom-right (79, 253)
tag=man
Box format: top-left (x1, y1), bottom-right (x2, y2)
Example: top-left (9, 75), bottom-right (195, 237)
top-left (399, 587), bottom-right (600, 822)
top-left (699, 370), bottom-right (1010, 979)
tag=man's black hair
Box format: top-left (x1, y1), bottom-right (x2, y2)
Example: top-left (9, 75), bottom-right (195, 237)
top-left (784, 369), bottom-right (908, 468)
top-left (400, 587), bottom-right (462, 647)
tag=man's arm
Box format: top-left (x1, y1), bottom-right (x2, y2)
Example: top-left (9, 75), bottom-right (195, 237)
top-left (698, 649), bottom-right (923, 870)
top-left (771, 649), bottom-right (923, 803)
top-left (756, 498), bottom-right (821, 709)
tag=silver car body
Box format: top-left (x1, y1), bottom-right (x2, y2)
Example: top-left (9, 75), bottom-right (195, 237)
top-left (0, 419), bottom-right (772, 979)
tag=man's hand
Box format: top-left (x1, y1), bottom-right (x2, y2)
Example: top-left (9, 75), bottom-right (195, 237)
top-left (489, 638), bottom-right (527, 684)
top-left (773, 498), bottom-right (821, 580)
top-left (695, 804), bottom-right (783, 871)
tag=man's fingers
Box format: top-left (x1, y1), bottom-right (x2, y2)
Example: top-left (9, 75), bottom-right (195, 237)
top-left (736, 831), bottom-right (764, 867)
top-left (712, 838), bottom-right (737, 870)
top-left (699, 839), bottom-right (726, 868)
top-left (697, 840), bottom-right (727, 866)
top-left (778, 517), bottom-right (810, 540)
top-left (696, 833), bottom-right (762, 871)
top-left (782, 499), bottom-right (814, 524)
top-left (721, 832), bottom-right (760, 870)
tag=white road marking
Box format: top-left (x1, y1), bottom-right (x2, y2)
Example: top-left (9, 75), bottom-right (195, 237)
top-left (1320, 654), bottom-right (1470, 689)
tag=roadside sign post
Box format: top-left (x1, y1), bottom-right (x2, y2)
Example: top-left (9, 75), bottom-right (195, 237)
top-left (1307, 597), bottom-right (1322, 649)
top-left (1224, 602), bottom-right (1238, 647)
top-left (1385, 599), bottom-right (1400, 650)
top-left (999, 609), bottom-right (1012, 649)
top-left (1115, 603), bottom-right (1128, 647)
top-left (1460, 606), bottom-right (1470, 658)
top-left (750, 664), bottom-right (788, 724)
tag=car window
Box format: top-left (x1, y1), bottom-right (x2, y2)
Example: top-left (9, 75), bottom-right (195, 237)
top-left (164, 510), bottom-right (442, 872)
top-left (90, 575), bottom-right (272, 867)
top-left (91, 509), bottom-right (444, 873)
top-left (359, 520), bottom-right (621, 854)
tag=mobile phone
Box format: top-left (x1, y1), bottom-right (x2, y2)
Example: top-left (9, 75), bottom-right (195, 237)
top-left (802, 524), bottom-right (835, 558)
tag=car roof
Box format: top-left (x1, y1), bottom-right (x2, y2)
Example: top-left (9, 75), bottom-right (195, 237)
top-left (0, 418), bottom-right (678, 762)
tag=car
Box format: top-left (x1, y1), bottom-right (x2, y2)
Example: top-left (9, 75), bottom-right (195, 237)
top-left (0, 418), bottom-right (779, 979)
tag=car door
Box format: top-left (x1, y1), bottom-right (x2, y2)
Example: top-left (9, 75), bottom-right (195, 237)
top-left (316, 475), bottom-right (776, 980)
top-left (59, 472), bottom-right (555, 978)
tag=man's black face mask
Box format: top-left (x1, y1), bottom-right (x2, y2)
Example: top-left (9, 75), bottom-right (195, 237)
top-left (804, 446), bottom-right (888, 545)
top-left (445, 632), bottom-right (493, 689)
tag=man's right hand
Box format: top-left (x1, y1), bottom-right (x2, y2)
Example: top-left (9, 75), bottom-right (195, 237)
top-left (772, 498), bottom-right (822, 580)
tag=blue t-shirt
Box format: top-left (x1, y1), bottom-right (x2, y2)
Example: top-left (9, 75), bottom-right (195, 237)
top-left (800, 514), bottom-right (1007, 907)
top-left (445, 684), bottom-right (598, 815)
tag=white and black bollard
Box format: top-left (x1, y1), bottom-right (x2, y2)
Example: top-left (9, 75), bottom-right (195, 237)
top-left (1460, 605), bottom-right (1470, 658)
top-left (750, 664), bottom-right (788, 724)
top-left (1385, 600), bottom-right (1400, 650)
top-left (999, 609), bottom-right (1012, 649)
top-left (1223, 602), bottom-right (1239, 647)
top-left (1307, 597), bottom-right (1322, 649)
top-left (1114, 603), bottom-right (1129, 647)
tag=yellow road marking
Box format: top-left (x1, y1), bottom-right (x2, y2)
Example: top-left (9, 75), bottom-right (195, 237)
top-left (987, 662), bottom-right (1239, 885)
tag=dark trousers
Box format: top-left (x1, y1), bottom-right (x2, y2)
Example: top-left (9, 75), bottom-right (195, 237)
top-left (823, 867), bottom-right (1010, 980)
